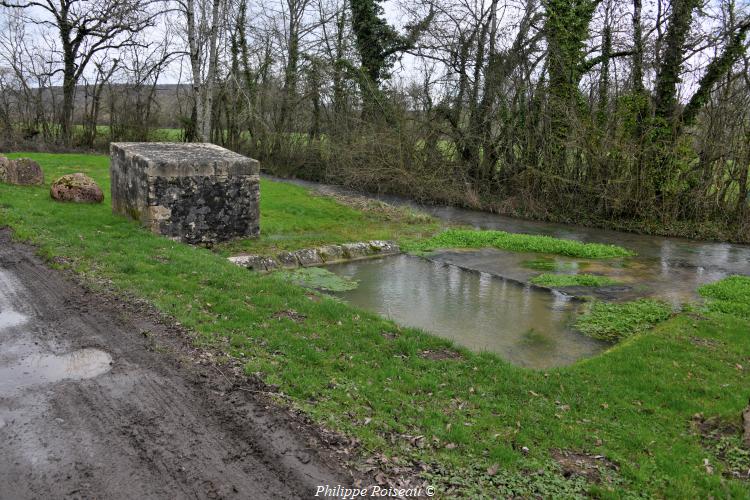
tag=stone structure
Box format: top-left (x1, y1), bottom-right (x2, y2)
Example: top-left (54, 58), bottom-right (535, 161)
top-left (50, 173), bottom-right (104, 203)
top-left (228, 240), bottom-right (400, 272)
top-left (110, 143), bottom-right (260, 244)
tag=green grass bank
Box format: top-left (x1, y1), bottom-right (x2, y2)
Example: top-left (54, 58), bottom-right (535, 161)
top-left (1, 153), bottom-right (749, 497)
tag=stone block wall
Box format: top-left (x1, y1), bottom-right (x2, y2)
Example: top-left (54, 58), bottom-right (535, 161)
top-left (110, 143), bottom-right (260, 244)
top-left (228, 241), bottom-right (400, 272)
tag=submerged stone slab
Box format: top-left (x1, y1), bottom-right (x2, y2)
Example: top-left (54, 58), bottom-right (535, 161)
top-left (110, 142), bottom-right (260, 244)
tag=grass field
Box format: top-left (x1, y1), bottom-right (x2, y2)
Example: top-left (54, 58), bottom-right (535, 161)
top-left (1, 152), bottom-right (749, 497)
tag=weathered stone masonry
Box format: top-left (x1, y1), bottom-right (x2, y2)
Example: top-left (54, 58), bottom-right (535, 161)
top-left (110, 143), bottom-right (260, 244)
top-left (228, 241), bottom-right (400, 272)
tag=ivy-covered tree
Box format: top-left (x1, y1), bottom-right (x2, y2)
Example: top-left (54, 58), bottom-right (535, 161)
top-left (349, 0), bottom-right (432, 119)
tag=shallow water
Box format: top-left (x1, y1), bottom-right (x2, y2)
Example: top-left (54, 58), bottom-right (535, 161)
top-left (329, 255), bottom-right (607, 369)
top-left (0, 349), bottom-right (113, 395)
top-left (0, 309), bottom-right (27, 329)
top-left (274, 176), bottom-right (750, 278)
top-left (269, 176), bottom-right (750, 366)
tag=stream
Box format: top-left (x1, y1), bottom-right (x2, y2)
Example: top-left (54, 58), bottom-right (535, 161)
top-left (268, 176), bottom-right (750, 368)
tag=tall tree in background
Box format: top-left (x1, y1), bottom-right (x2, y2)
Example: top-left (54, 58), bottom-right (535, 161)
top-left (349, 0), bottom-right (432, 119)
top-left (650, 0), bottom-right (750, 204)
top-left (0, 0), bottom-right (157, 145)
top-left (184, 0), bottom-right (225, 142)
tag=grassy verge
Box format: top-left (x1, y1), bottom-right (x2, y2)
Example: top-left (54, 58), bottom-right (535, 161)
top-left (530, 273), bottom-right (620, 288)
top-left (2, 153), bottom-right (750, 497)
top-left (402, 228), bottom-right (634, 259)
top-left (214, 180), bottom-right (441, 257)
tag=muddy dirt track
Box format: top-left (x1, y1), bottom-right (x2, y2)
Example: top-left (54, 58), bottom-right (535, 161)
top-left (0, 229), bottom-right (356, 499)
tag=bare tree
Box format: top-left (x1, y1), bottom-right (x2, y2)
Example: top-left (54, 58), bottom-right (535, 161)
top-left (0, 0), bottom-right (159, 145)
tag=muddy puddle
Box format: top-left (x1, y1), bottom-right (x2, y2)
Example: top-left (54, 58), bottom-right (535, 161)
top-left (327, 255), bottom-right (607, 369)
top-left (0, 348), bottom-right (113, 395)
top-left (1, 268), bottom-right (113, 395)
top-left (0, 309), bottom-right (27, 329)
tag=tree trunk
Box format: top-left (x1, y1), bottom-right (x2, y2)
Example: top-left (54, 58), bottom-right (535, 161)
top-left (200, 0), bottom-right (222, 142)
top-left (60, 47), bottom-right (76, 146)
top-left (186, 0), bottom-right (203, 142)
top-left (278, 0), bottom-right (302, 134)
top-left (654, 0), bottom-right (698, 122)
top-left (632, 0), bottom-right (644, 91)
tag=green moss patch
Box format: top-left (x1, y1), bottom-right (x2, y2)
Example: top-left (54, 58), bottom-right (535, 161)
top-left (402, 229), bottom-right (634, 259)
top-left (531, 273), bottom-right (620, 288)
top-left (521, 258), bottom-right (581, 271)
top-left (575, 299), bottom-right (673, 341)
top-left (275, 267), bottom-right (358, 292)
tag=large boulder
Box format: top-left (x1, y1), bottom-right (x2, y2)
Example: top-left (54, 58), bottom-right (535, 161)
top-left (0, 156), bottom-right (44, 186)
top-left (50, 173), bottom-right (104, 204)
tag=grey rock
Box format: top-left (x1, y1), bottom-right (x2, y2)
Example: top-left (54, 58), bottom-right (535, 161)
top-left (110, 142), bottom-right (260, 244)
top-left (228, 255), bottom-right (265, 270)
top-left (317, 245), bottom-right (345, 263)
top-left (276, 251), bottom-right (300, 268)
top-left (260, 257), bottom-right (279, 271)
top-left (368, 240), bottom-right (399, 254)
top-left (341, 242), bottom-right (370, 259)
top-left (294, 248), bottom-right (323, 267)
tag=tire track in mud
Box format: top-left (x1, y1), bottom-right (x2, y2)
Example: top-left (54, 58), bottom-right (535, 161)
top-left (0, 229), bottom-right (357, 499)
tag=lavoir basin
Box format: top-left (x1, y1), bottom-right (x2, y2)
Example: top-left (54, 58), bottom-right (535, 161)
top-left (327, 254), bottom-right (608, 369)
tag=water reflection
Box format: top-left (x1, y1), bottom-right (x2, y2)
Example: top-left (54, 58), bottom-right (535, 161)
top-left (329, 255), bottom-right (607, 369)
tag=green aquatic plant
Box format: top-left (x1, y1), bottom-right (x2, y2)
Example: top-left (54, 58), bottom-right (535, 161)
top-left (519, 328), bottom-right (554, 347)
top-left (521, 258), bottom-right (581, 271)
top-left (575, 299), bottom-right (673, 341)
top-left (401, 229), bottom-right (634, 259)
top-left (531, 273), bottom-right (621, 288)
top-left (698, 275), bottom-right (750, 319)
top-left (276, 267), bottom-right (359, 292)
